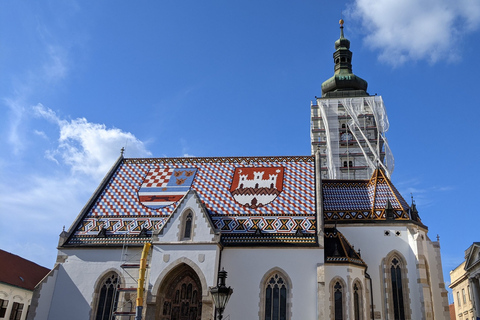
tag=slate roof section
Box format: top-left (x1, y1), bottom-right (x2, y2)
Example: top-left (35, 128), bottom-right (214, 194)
top-left (0, 249), bottom-right (50, 291)
top-left (65, 156), bottom-right (316, 246)
top-left (324, 228), bottom-right (366, 267)
top-left (322, 168), bottom-right (414, 222)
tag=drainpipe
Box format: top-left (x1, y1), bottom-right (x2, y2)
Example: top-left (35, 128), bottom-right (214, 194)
top-left (365, 270), bottom-right (374, 320)
top-left (135, 242), bottom-right (152, 320)
top-left (214, 236), bottom-right (224, 320)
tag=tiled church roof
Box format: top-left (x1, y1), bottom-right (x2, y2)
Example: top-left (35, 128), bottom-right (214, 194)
top-left (322, 168), bottom-right (414, 222)
top-left (65, 156), bottom-right (316, 246)
top-left (324, 228), bottom-right (366, 267)
top-left (64, 156), bottom-right (418, 246)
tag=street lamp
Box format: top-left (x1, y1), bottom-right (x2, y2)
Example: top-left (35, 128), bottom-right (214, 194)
top-left (210, 268), bottom-right (233, 320)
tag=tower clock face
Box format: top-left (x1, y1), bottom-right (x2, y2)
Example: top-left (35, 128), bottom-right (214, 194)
top-left (341, 132), bottom-right (353, 141)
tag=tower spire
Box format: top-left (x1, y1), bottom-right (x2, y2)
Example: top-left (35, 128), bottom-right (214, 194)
top-left (321, 20), bottom-right (368, 97)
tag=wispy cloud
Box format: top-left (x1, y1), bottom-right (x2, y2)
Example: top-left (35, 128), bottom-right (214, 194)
top-left (34, 104), bottom-right (151, 180)
top-left (1, 104), bottom-right (152, 267)
top-left (396, 178), bottom-right (454, 208)
top-left (349, 0), bottom-right (480, 65)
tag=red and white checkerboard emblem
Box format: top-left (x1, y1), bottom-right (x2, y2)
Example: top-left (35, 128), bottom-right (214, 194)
top-left (138, 168), bottom-right (197, 209)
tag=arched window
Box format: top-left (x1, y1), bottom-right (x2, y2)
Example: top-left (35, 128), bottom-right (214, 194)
top-left (391, 258), bottom-right (405, 320)
top-left (353, 282), bottom-right (362, 320)
top-left (184, 212), bottom-right (193, 239)
top-left (261, 271), bottom-right (290, 320)
top-left (95, 273), bottom-right (119, 320)
top-left (334, 281), bottom-right (343, 320)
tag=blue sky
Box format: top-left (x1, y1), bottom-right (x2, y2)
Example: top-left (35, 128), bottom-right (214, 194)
top-left (1, 0), bottom-right (479, 300)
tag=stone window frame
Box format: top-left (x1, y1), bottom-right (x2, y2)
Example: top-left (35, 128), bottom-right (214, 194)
top-left (90, 269), bottom-right (123, 320)
top-left (352, 278), bottom-right (364, 320)
top-left (329, 277), bottom-right (347, 320)
top-left (258, 267), bottom-right (293, 320)
top-left (178, 208), bottom-right (196, 241)
top-left (382, 251), bottom-right (412, 320)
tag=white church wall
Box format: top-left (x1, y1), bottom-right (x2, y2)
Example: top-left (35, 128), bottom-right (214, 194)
top-left (325, 264), bottom-right (367, 320)
top-left (336, 224), bottom-right (426, 319)
top-left (220, 247), bottom-right (322, 319)
top-left (44, 247), bottom-right (128, 320)
top-left (28, 266), bottom-right (59, 320)
top-left (156, 192), bottom-right (216, 244)
top-left (148, 243), bottom-right (219, 299)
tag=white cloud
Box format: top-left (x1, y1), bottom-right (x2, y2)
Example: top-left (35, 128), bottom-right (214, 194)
top-left (0, 104), bottom-right (152, 267)
top-left (349, 0), bottom-right (480, 65)
top-left (33, 104), bottom-right (151, 180)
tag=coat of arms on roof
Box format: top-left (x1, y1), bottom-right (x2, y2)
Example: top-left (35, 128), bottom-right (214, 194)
top-left (138, 167), bottom-right (197, 209)
top-left (229, 167), bottom-right (284, 209)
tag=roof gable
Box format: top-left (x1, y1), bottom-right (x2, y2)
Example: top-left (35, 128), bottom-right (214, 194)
top-left (154, 189), bottom-right (217, 243)
top-left (322, 168), bottom-right (412, 222)
top-left (465, 243), bottom-right (480, 271)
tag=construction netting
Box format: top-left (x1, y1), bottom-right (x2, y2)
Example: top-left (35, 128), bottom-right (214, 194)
top-left (311, 96), bottom-right (394, 179)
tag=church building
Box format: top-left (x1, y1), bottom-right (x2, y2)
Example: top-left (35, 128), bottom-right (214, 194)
top-left (28, 21), bottom-right (450, 320)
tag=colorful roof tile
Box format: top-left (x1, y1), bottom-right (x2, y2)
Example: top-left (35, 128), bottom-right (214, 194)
top-left (324, 228), bottom-right (366, 267)
top-left (65, 156), bottom-right (316, 245)
top-left (322, 168), bottom-right (412, 222)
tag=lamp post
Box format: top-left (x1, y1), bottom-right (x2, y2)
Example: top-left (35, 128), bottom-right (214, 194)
top-left (210, 268), bottom-right (233, 320)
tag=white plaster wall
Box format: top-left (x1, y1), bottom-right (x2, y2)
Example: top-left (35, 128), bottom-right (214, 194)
top-left (325, 264), bottom-right (366, 320)
top-left (148, 243), bottom-right (219, 298)
top-left (337, 224), bottom-right (424, 319)
top-left (157, 192), bottom-right (216, 243)
top-left (28, 266), bottom-right (58, 320)
top-left (0, 283), bottom-right (33, 320)
top-left (44, 247), bottom-right (129, 320)
top-left (220, 247), bottom-right (323, 320)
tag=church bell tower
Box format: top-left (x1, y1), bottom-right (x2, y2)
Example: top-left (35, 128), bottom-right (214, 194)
top-left (311, 20), bottom-right (394, 180)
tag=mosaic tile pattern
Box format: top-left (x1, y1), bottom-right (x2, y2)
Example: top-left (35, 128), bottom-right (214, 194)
top-left (70, 156), bottom-right (316, 243)
top-left (322, 169), bottom-right (411, 221)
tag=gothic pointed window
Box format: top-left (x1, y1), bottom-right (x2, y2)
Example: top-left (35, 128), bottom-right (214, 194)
top-left (391, 258), bottom-right (405, 320)
top-left (334, 281), bottom-right (343, 320)
top-left (353, 283), bottom-right (362, 320)
top-left (183, 212), bottom-right (193, 240)
top-left (95, 273), bottom-right (119, 320)
top-left (264, 273), bottom-right (287, 320)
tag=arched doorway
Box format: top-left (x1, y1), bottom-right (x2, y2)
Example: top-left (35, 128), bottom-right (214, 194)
top-left (157, 264), bottom-right (202, 320)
